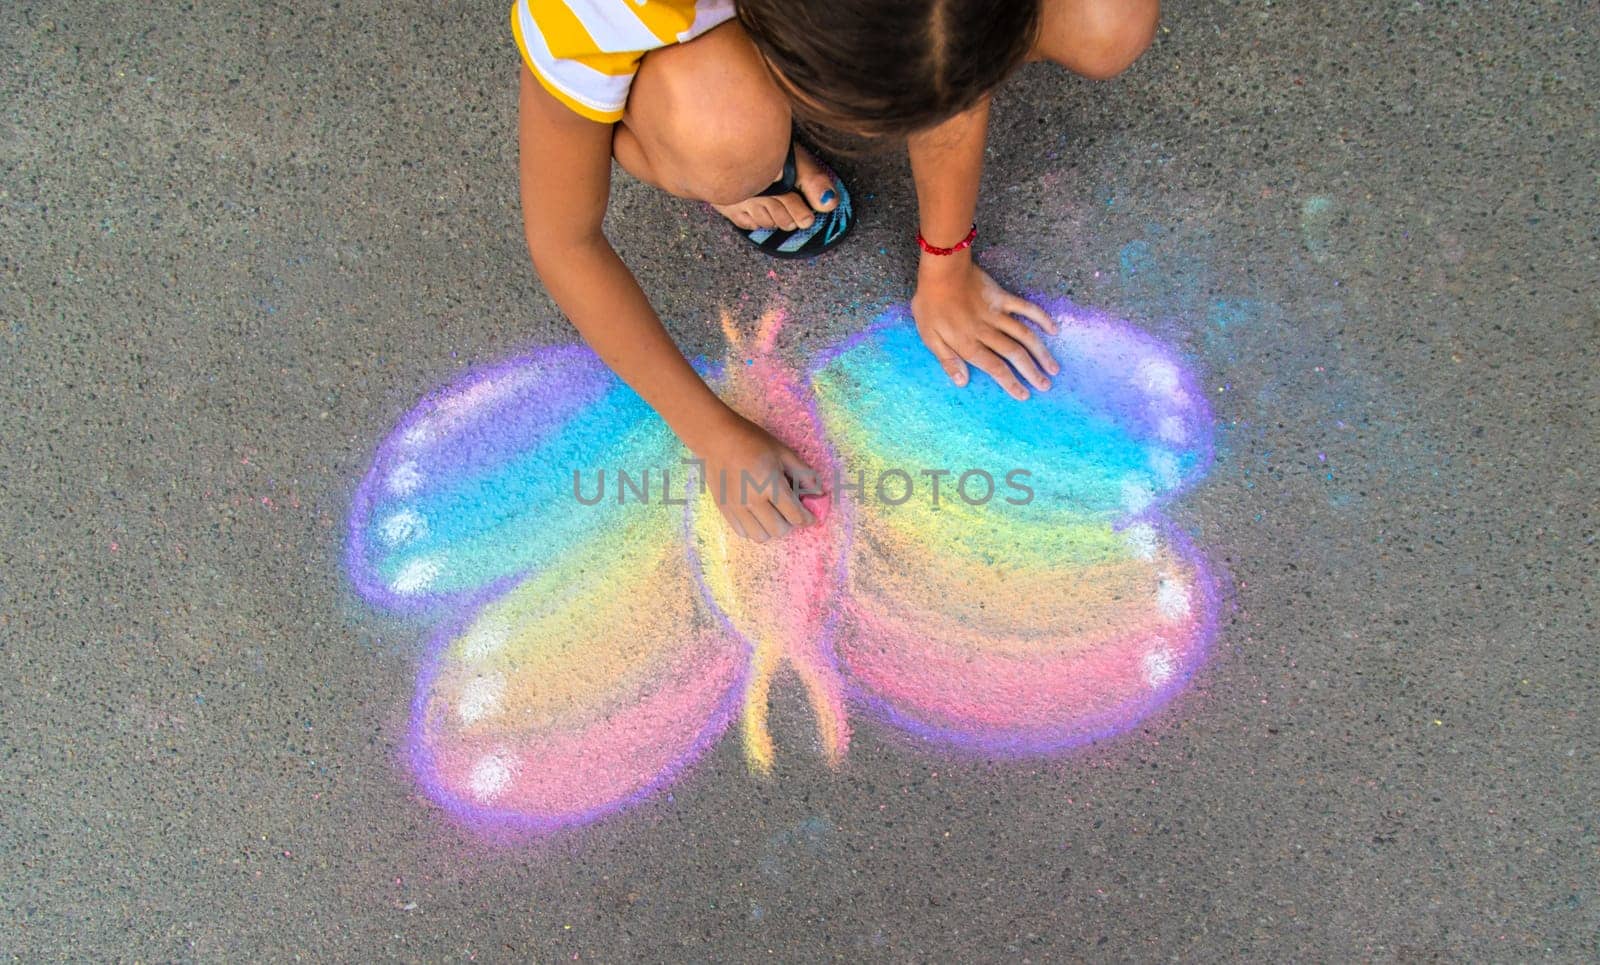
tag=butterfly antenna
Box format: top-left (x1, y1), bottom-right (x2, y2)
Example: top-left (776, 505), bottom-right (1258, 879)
top-left (718, 308), bottom-right (744, 355)
top-left (792, 656), bottom-right (850, 766)
top-left (720, 306), bottom-right (788, 361)
top-left (753, 308), bottom-right (786, 357)
top-left (740, 637), bottom-right (781, 774)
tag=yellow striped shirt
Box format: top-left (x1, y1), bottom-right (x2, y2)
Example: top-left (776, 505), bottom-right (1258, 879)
top-left (512, 0), bottom-right (736, 123)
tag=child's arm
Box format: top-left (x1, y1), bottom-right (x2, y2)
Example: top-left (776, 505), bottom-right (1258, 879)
top-left (906, 98), bottom-right (1061, 401)
top-left (516, 67), bottom-right (815, 540)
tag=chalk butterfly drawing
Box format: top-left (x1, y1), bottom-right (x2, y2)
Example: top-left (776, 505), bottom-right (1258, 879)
top-left (347, 299), bottom-right (1218, 832)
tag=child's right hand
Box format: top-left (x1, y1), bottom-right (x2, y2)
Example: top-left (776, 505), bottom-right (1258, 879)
top-left (691, 414), bottom-right (819, 542)
top-left (911, 261), bottom-right (1060, 401)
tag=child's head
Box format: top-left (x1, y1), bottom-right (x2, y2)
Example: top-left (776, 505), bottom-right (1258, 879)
top-left (736, 0), bottom-right (1042, 148)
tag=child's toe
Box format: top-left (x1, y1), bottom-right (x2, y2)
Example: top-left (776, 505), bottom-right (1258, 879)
top-left (776, 193), bottom-right (816, 228)
top-left (793, 146), bottom-right (840, 213)
top-left (798, 172), bottom-right (839, 213)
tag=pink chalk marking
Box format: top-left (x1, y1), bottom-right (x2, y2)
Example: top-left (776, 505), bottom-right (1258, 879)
top-left (841, 598), bottom-right (1199, 732)
top-left (413, 628), bottom-right (744, 828)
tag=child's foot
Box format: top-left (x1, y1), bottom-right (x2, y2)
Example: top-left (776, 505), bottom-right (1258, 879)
top-left (716, 143), bottom-right (855, 259)
top-left (715, 144), bottom-right (840, 232)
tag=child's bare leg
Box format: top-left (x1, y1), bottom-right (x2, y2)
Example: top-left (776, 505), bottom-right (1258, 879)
top-left (611, 22), bottom-right (841, 232)
top-left (1031, 0), bottom-right (1160, 78)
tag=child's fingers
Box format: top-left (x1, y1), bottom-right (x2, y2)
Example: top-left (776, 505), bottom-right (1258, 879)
top-left (777, 447), bottom-right (815, 484)
top-left (777, 450), bottom-right (821, 524)
top-left (994, 313), bottom-right (1061, 377)
top-left (737, 506), bottom-right (772, 542)
top-left (1004, 294), bottom-right (1059, 335)
top-left (723, 506), bottom-right (751, 541)
top-left (964, 344), bottom-right (1031, 401)
top-left (981, 330), bottom-right (1052, 392)
top-left (921, 330), bottom-right (970, 387)
top-left (749, 498), bottom-right (792, 541)
top-left (756, 452), bottom-right (809, 531)
top-left (771, 482), bottom-right (813, 528)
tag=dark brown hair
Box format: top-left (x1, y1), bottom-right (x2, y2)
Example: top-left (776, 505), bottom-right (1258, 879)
top-left (736, 0), bottom-right (1043, 150)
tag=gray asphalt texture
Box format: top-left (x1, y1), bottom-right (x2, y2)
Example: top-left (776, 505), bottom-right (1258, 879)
top-left (3, 0), bottom-right (1597, 960)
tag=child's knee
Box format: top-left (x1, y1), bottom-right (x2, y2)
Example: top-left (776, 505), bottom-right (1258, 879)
top-left (1049, 0), bottom-right (1159, 81)
top-left (628, 25), bottom-right (793, 203)
top-left (665, 104), bottom-right (791, 204)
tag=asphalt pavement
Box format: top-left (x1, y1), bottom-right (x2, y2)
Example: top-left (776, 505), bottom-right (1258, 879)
top-left (1, 0), bottom-right (1596, 959)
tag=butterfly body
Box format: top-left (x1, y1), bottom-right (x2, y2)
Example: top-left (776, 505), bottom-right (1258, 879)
top-left (689, 311), bottom-right (851, 772)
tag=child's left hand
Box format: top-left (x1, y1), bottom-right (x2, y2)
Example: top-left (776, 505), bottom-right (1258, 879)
top-left (909, 261), bottom-right (1061, 401)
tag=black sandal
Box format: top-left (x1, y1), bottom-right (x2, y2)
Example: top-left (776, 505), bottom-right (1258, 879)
top-left (736, 140), bottom-right (856, 260)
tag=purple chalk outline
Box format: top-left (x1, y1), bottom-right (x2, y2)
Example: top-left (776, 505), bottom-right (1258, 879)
top-left (344, 346), bottom-right (717, 617)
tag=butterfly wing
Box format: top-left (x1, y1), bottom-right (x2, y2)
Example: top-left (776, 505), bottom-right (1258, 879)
top-left (409, 510), bottom-right (746, 830)
top-left (347, 348), bottom-right (746, 830)
top-left (349, 347), bottom-right (665, 612)
top-left (810, 300), bottom-right (1218, 754)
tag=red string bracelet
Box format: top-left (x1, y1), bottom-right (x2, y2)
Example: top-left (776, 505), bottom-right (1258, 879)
top-left (916, 224), bottom-right (977, 256)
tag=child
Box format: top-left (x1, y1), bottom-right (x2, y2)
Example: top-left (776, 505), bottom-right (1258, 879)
top-left (514, 0), bottom-right (1160, 540)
